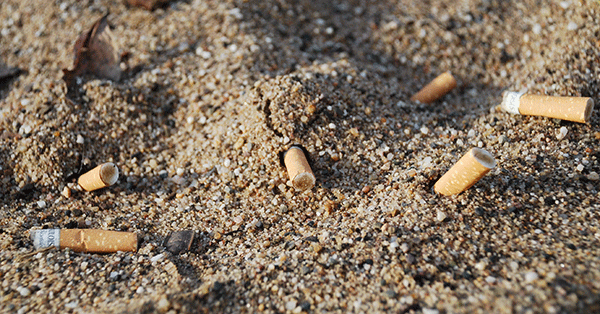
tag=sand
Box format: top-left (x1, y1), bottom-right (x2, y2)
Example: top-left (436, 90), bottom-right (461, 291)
top-left (1, 0), bottom-right (600, 313)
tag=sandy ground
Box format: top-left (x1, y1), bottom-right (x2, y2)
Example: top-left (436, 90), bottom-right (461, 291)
top-left (1, 0), bottom-right (600, 313)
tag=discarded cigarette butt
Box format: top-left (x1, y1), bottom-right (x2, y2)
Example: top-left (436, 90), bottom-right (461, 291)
top-left (501, 92), bottom-right (594, 123)
top-left (78, 162), bottom-right (119, 191)
top-left (283, 146), bottom-right (315, 191)
top-left (434, 148), bottom-right (496, 196)
top-left (31, 229), bottom-right (137, 253)
top-left (411, 71), bottom-right (457, 103)
top-left (164, 230), bottom-right (195, 255)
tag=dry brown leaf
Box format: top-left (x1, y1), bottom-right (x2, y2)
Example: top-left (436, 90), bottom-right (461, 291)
top-left (62, 14), bottom-right (121, 89)
top-left (126, 0), bottom-right (173, 10)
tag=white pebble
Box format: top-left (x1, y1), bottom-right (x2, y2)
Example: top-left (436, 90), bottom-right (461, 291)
top-left (532, 23), bottom-right (542, 35)
top-left (150, 253), bottom-right (165, 263)
top-left (37, 201), bottom-right (46, 208)
top-left (422, 308), bottom-right (439, 314)
top-left (136, 286), bottom-right (144, 294)
top-left (436, 211), bottom-right (447, 222)
top-left (76, 134), bottom-right (84, 144)
top-left (524, 271), bottom-right (539, 283)
top-left (567, 21), bottom-right (578, 31)
top-left (420, 126), bottom-right (429, 135)
top-left (400, 243), bottom-right (409, 253)
top-left (285, 300), bottom-right (297, 311)
top-left (556, 127), bottom-right (568, 140)
top-left (467, 129), bottom-right (476, 137)
top-left (328, 123), bottom-right (336, 129)
top-left (157, 297), bottom-right (170, 311)
top-left (17, 287), bottom-right (31, 297)
top-left (420, 156), bottom-right (433, 169)
top-left (576, 164), bottom-right (584, 172)
top-left (485, 276), bottom-right (496, 283)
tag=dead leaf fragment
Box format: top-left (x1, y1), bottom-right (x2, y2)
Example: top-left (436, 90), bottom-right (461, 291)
top-left (126, 0), bottom-right (173, 10)
top-left (62, 14), bottom-right (121, 89)
top-left (164, 230), bottom-right (195, 254)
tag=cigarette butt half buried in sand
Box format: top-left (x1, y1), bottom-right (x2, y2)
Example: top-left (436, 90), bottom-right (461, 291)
top-left (31, 229), bottom-right (137, 253)
top-left (283, 146), bottom-right (315, 191)
top-left (501, 92), bottom-right (594, 123)
top-left (78, 162), bottom-right (119, 191)
top-left (434, 148), bottom-right (496, 196)
top-left (410, 71), bottom-right (457, 104)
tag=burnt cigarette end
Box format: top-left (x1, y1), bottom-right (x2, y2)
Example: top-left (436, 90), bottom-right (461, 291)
top-left (283, 146), bottom-right (315, 191)
top-left (99, 163), bottom-right (119, 185)
top-left (584, 98), bottom-right (594, 123)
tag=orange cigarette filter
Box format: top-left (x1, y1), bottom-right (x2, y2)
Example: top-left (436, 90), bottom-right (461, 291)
top-left (501, 92), bottom-right (594, 123)
top-left (284, 146), bottom-right (315, 191)
top-left (78, 162), bottom-right (119, 191)
top-left (434, 148), bottom-right (496, 196)
top-left (31, 229), bottom-right (137, 253)
top-left (410, 71), bottom-right (457, 103)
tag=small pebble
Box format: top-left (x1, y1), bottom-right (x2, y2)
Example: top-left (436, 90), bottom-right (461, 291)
top-left (556, 127), bottom-right (568, 140)
top-left (156, 297), bottom-right (170, 312)
top-left (17, 287), bottom-right (31, 297)
top-left (285, 300), bottom-right (297, 311)
top-left (436, 210), bottom-right (447, 222)
top-left (150, 253), bottom-right (165, 263)
top-left (525, 271), bottom-right (539, 283)
top-left (586, 172), bottom-right (599, 181)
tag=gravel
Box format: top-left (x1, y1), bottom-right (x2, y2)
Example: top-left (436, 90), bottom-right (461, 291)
top-left (1, 0), bottom-right (600, 313)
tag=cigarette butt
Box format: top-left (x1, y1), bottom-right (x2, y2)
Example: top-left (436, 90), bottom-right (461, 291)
top-left (78, 163), bottom-right (119, 191)
top-left (410, 71), bottom-right (457, 103)
top-left (501, 92), bottom-right (594, 123)
top-left (434, 148), bottom-right (496, 196)
top-left (31, 229), bottom-right (137, 253)
top-left (283, 146), bottom-right (315, 191)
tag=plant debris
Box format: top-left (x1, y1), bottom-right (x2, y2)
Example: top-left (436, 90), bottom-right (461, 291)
top-left (62, 14), bottom-right (121, 90)
top-left (164, 230), bottom-right (195, 254)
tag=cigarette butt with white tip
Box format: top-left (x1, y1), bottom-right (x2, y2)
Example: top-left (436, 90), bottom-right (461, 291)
top-left (30, 229), bottom-right (138, 253)
top-left (78, 162), bottom-right (119, 191)
top-left (283, 146), bottom-right (315, 191)
top-left (434, 148), bottom-right (496, 196)
top-left (500, 92), bottom-right (594, 123)
top-left (411, 71), bottom-right (457, 104)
